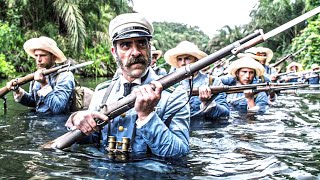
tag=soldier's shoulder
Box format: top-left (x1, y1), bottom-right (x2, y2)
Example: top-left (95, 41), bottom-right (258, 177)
top-left (95, 80), bottom-right (114, 91)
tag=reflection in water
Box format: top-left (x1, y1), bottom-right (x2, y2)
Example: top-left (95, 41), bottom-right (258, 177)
top-left (0, 78), bottom-right (320, 179)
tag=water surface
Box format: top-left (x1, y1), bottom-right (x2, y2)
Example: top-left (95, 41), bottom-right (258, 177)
top-left (0, 78), bottom-right (319, 179)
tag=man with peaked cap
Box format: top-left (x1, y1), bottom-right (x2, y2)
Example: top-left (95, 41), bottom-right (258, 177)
top-left (165, 41), bottom-right (229, 128)
top-left (6, 36), bottom-right (75, 114)
top-left (151, 46), bottom-right (167, 76)
top-left (220, 57), bottom-right (269, 113)
top-left (65, 13), bottom-right (190, 157)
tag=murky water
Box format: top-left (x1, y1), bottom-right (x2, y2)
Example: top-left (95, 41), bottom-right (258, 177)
top-left (0, 78), bottom-right (319, 179)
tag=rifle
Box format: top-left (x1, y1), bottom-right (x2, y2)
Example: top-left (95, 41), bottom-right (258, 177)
top-left (43, 7), bottom-right (320, 150)
top-left (274, 71), bottom-right (295, 78)
top-left (190, 82), bottom-right (308, 96)
top-left (0, 61), bottom-right (93, 98)
top-left (270, 46), bottom-right (306, 68)
top-left (278, 69), bottom-right (320, 82)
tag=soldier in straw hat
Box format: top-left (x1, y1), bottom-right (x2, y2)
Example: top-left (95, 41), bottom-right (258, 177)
top-left (151, 45), bottom-right (167, 76)
top-left (65, 13), bottom-right (190, 157)
top-left (280, 62), bottom-right (304, 83)
top-left (220, 57), bottom-right (269, 113)
top-left (6, 36), bottom-right (75, 114)
top-left (303, 63), bottom-right (319, 85)
top-left (165, 41), bottom-right (229, 126)
top-left (238, 47), bottom-right (277, 82)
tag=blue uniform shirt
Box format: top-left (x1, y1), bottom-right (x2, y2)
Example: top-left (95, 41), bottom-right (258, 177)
top-left (220, 75), bottom-right (269, 113)
top-left (19, 70), bottom-right (75, 114)
top-left (181, 72), bottom-right (229, 121)
top-left (86, 68), bottom-right (190, 157)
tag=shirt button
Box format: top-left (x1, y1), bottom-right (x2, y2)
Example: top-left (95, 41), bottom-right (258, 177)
top-left (118, 126), bottom-right (124, 132)
top-left (121, 113), bottom-right (126, 118)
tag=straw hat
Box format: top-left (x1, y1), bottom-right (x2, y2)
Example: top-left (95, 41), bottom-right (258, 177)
top-left (237, 47), bottom-right (273, 65)
top-left (227, 57), bottom-right (265, 77)
top-left (311, 64), bottom-right (319, 70)
top-left (286, 62), bottom-right (303, 72)
top-left (23, 36), bottom-right (66, 63)
top-left (164, 41), bottom-right (207, 68)
top-left (151, 46), bottom-right (162, 60)
top-left (109, 13), bottom-right (153, 41)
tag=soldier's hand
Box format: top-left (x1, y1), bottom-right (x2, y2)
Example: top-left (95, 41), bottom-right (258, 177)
top-left (243, 89), bottom-right (254, 100)
top-left (199, 85), bottom-right (212, 102)
top-left (34, 69), bottom-right (48, 87)
top-left (65, 110), bottom-right (108, 135)
top-left (6, 79), bottom-right (21, 93)
top-left (134, 81), bottom-right (162, 121)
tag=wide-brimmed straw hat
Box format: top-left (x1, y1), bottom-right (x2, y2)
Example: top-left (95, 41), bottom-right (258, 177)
top-left (23, 36), bottom-right (66, 63)
top-left (237, 47), bottom-right (273, 65)
top-left (164, 41), bottom-right (207, 68)
top-left (151, 46), bottom-right (162, 60)
top-left (286, 62), bottom-right (303, 72)
top-left (227, 57), bottom-right (265, 77)
top-left (311, 64), bottom-right (319, 70)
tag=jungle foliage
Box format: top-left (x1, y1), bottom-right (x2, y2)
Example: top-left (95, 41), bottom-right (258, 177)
top-left (0, 0), bottom-right (319, 77)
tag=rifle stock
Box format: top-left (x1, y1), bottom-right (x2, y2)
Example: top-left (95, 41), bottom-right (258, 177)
top-left (44, 6), bottom-right (320, 150)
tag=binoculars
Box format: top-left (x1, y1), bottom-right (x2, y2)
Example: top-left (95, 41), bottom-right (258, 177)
top-left (107, 136), bottom-right (130, 153)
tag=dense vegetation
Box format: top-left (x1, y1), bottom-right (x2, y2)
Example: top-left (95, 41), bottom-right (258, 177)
top-left (0, 0), bottom-right (319, 78)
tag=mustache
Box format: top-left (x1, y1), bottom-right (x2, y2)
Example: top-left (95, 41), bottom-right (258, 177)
top-left (125, 56), bottom-right (148, 67)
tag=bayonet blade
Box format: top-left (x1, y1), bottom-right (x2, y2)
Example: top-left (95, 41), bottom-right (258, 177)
top-left (264, 7), bottom-right (320, 40)
top-left (58, 61), bottom-right (94, 73)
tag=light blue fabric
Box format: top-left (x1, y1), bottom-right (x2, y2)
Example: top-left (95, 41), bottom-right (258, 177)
top-left (153, 67), bottom-right (167, 77)
top-left (20, 70), bottom-right (75, 114)
top-left (263, 65), bottom-right (277, 79)
top-left (87, 69), bottom-right (190, 157)
top-left (180, 72), bottom-right (229, 121)
top-left (220, 75), bottom-right (269, 113)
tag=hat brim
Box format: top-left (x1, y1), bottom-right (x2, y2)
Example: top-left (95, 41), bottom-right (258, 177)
top-left (228, 57), bottom-right (265, 77)
top-left (152, 50), bottom-right (162, 60)
top-left (23, 38), bottom-right (66, 63)
top-left (113, 30), bottom-right (152, 41)
top-left (286, 62), bottom-right (303, 72)
top-left (243, 47), bottom-right (273, 65)
top-left (165, 50), bottom-right (207, 68)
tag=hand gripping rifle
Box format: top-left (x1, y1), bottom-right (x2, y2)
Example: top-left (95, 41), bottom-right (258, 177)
top-left (43, 7), bottom-right (320, 150)
top-left (269, 46), bottom-right (306, 68)
top-left (0, 61), bottom-right (94, 98)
